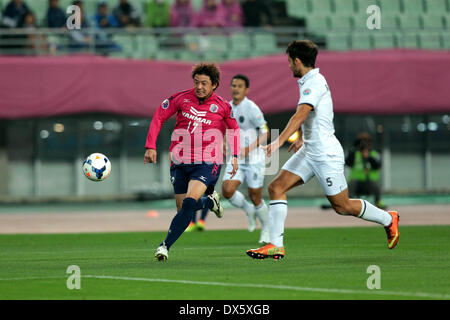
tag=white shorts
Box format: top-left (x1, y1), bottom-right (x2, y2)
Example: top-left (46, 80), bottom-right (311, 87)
top-left (282, 147), bottom-right (348, 196)
top-left (223, 162), bottom-right (265, 189)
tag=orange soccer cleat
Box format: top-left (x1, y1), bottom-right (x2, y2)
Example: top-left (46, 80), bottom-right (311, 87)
top-left (246, 243), bottom-right (285, 260)
top-left (185, 222), bottom-right (197, 232)
top-left (385, 211), bottom-right (400, 249)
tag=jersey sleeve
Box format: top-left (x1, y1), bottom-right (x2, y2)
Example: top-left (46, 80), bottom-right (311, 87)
top-left (145, 97), bottom-right (178, 149)
top-left (223, 103), bottom-right (240, 157)
top-left (298, 80), bottom-right (325, 110)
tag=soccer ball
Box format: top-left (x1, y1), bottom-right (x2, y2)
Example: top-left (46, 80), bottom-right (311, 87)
top-left (82, 153), bottom-right (111, 182)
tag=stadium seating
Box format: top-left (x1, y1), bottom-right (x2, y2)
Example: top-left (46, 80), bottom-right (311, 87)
top-left (378, 0), bottom-right (402, 14)
top-left (396, 32), bottom-right (419, 49)
top-left (310, 0), bottom-right (333, 14)
top-left (372, 32), bottom-right (396, 49)
top-left (329, 14), bottom-right (353, 32)
top-left (285, 0), bottom-right (309, 20)
top-left (334, 0), bottom-right (356, 15)
top-left (135, 34), bottom-right (159, 59)
top-left (110, 34), bottom-right (135, 58)
top-left (419, 32), bottom-right (443, 49)
top-left (351, 32), bottom-right (372, 50)
top-left (229, 32), bottom-right (252, 54)
top-left (398, 14), bottom-right (422, 30)
top-left (425, 0), bottom-right (449, 14)
top-left (403, 0), bottom-right (425, 14)
top-left (325, 32), bottom-right (350, 51)
top-left (442, 32), bottom-right (450, 49)
top-left (253, 32), bottom-right (279, 55)
top-left (355, 0), bottom-right (378, 13)
top-left (422, 14), bottom-right (446, 30)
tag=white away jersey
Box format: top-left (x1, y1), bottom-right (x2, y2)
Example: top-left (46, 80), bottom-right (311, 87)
top-left (297, 68), bottom-right (343, 161)
top-left (230, 97), bottom-right (268, 164)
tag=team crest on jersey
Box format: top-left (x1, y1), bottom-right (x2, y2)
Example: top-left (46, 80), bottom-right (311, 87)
top-left (303, 89), bottom-right (311, 96)
top-left (162, 99), bottom-right (170, 109)
top-left (209, 104), bottom-right (219, 113)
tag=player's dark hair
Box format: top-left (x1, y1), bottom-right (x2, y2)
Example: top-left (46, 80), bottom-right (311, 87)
top-left (192, 63), bottom-right (221, 90)
top-left (231, 74), bottom-right (250, 88)
top-left (286, 40), bottom-right (318, 68)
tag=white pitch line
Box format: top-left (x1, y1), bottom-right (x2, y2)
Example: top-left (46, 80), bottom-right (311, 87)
top-left (0, 275), bottom-right (448, 299)
top-left (83, 275), bottom-right (450, 300)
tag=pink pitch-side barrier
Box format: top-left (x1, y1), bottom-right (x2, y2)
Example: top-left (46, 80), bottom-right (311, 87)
top-left (0, 49), bottom-right (449, 119)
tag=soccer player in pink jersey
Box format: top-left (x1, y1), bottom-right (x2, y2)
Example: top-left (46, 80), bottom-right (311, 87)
top-left (144, 63), bottom-right (240, 261)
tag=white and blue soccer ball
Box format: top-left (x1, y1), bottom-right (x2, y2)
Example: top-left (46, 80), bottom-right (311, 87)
top-left (82, 153), bottom-right (111, 182)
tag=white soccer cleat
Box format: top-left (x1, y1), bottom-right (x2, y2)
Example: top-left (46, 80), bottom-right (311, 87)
top-left (209, 191), bottom-right (224, 218)
top-left (155, 243), bottom-right (168, 261)
top-left (258, 228), bottom-right (270, 245)
top-left (246, 209), bottom-right (257, 232)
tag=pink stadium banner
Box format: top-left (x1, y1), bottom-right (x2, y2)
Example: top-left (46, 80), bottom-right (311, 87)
top-left (0, 50), bottom-right (449, 119)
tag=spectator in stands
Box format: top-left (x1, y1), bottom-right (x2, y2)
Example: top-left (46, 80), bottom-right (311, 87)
top-left (20, 11), bottom-right (48, 54)
top-left (194, 0), bottom-right (226, 28)
top-left (113, 0), bottom-right (141, 28)
top-left (46, 0), bottom-right (66, 28)
top-left (170, 0), bottom-right (195, 27)
top-left (241, 0), bottom-right (273, 27)
top-left (93, 2), bottom-right (120, 54)
top-left (345, 132), bottom-right (386, 209)
top-left (146, 0), bottom-right (170, 28)
top-left (222, 0), bottom-right (243, 28)
top-left (93, 1), bottom-right (119, 29)
top-left (1, 0), bottom-right (30, 28)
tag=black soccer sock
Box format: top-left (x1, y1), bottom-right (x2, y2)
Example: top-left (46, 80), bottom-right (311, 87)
top-left (200, 207), bottom-right (209, 221)
top-left (196, 196), bottom-right (214, 211)
top-left (162, 197), bottom-right (197, 250)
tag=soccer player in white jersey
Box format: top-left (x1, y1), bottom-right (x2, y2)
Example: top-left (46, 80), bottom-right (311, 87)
top-left (246, 40), bottom-right (400, 260)
top-left (222, 74), bottom-right (271, 244)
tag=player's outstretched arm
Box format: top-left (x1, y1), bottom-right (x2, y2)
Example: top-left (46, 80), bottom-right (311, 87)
top-left (262, 104), bottom-right (311, 156)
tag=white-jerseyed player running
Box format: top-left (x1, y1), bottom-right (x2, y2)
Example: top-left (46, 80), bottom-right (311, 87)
top-left (246, 40), bottom-right (400, 260)
top-left (222, 74), bottom-right (271, 244)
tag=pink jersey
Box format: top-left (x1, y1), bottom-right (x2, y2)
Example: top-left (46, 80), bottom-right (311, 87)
top-left (146, 88), bottom-right (240, 164)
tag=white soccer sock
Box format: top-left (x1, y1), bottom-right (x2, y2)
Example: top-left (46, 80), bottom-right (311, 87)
top-left (269, 200), bottom-right (288, 247)
top-left (255, 201), bottom-right (269, 230)
top-left (229, 190), bottom-right (254, 215)
top-left (358, 199), bottom-right (392, 227)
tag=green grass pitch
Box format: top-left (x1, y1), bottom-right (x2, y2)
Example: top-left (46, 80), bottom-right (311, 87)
top-left (0, 226), bottom-right (449, 300)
